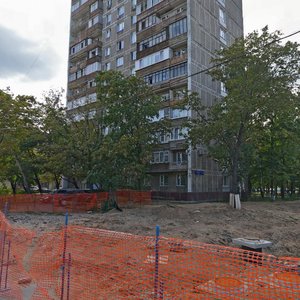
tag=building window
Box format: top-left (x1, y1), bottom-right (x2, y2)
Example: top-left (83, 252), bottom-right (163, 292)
top-left (160, 91), bottom-right (170, 102)
top-left (85, 62), bottom-right (101, 75)
top-left (221, 82), bottom-right (227, 96)
top-left (70, 38), bottom-right (92, 55)
top-left (105, 28), bottom-right (111, 39)
top-left (159, 175), bottom-right (168, 187)
top-left (137, 0), bottom-right (163, 15)
top-left (220, 29), bottom-right (227, 45)
top-left (88, 15), bottom-right (101, 28)
top-left (105, 62), bottom-right (111, 70)
top-left (106, 14), bottom-right (112, 26)
top-left (107, 0), bottom-right (112, 10)
top-left (131, 0), bottom-right (137, 10)
top-left (158, 131), bottom-right (168, 143)
top-left (104, 47), bottom-right (111, 56)
top-left (118, 6), bottom-right (125, 19)
top-left (176, 174), bottom-right (186, 186)
top-left (170, 127), bottom-right (188, 141)
top-left (144, 62), bottom-right (187, 85)
top-left (219, 8), bottom-right (226, 27)
top-left (173, 47), bottom-right (186, 57)
top-left (131, 31), bottom-right (137, 44)
top-left (116, 22), bottom-right (125, 33)
top-left (174, 151), bottom-right (187, 164)
top-left (138, 31), bottom-right (167, 51)
top-left (87, 80), bottom-right (97, 88)
top-left (131, 15), bottom-right (137, 25)
top-left (131, 51), bottom-right (136, 61)
top-left (136, 48), bottom-right (171, 70)
top-left (116, 56), bottom-right (124, 67)
top-left (152, 151), bottom-right (169, 164)
top-left (116, 40), bottom-right (125, 51)
top-left (171, 108), bottom-right (188, 119)
top-left (90, 1), bottom-right (98, 12)
top-left (169, 18), bottom-right (187, 39)
top-left (72, 1), bottom-right (80, 12)
top-left (138, 14), bottom-right (158, 32)
top-left (88, 47), bottom-right (100, 58)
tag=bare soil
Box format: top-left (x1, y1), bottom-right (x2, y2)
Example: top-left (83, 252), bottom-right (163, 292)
top-left (7, 200), bottom-right (300, 258)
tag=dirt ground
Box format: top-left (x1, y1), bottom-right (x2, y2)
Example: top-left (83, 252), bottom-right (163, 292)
top-left (7, 200), bottom-right (300, 258)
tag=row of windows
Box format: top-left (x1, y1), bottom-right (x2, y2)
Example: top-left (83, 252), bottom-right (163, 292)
top-left (169, 18), bottom-right (187, 39)
top-left (136, 0), bottom-right (163, 15)
top-left (160, 174), bottom-right (186, 187)
top-left (152, 107), bottom-right (188, 122)
top-left (67, 93), bottom-right (97, 110)
top-left (70, 38), bottom-right (92, 55)
top-left (72, 0), bottom-right (101, 14)
top-left (138, 31), bottom-right (167, 51)
top-left (106, 0), bottom-right (137, 11)
top-left (151, 151), bottom-right (188, 165)
top-left (137, 14), bottom-right (158, 32)
top-left (159, 87), bottom-right (186, 102)
top-left (88, 14), bottom-right (102, 28)
top-left (158, 127), bottom-right (189, 143)
top-left (144, 62), bottom-right (187, 85)
top-left (135, 48), bottom-right (170, 70)
top-left (68, 62), bottom-right (101, 82)
top-left (71, 0), bottom-right (88, 12)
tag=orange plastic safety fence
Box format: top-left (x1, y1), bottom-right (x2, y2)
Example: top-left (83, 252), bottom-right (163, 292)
top-left (0, 212), bottom-right (299, 299)
top-left (0, 191), bottom-right (152, 214)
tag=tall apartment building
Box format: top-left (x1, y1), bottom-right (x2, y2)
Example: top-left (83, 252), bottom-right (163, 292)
top-left (67, 0), bottom-right (244, 192)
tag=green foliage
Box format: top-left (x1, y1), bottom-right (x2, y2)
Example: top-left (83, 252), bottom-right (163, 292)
top-left (92, 71), bottom-right (163, 190)
top-left (187, 27), bottom-right (300, 195)
top-left (0, 72), bottom-right (165, 193)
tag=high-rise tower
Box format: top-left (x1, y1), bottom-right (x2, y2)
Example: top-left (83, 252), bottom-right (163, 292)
top-left (67, 0), bottom-right (243, 192)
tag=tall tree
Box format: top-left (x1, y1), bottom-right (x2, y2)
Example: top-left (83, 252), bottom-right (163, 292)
top-left (187, 27), bottom-right (300, 197)
top-left (0, 90), bottom-right (42, 193)
top-left (93, 71), bottom-right (163, 190)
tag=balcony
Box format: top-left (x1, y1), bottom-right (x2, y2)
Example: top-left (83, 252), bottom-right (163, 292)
top-left (138, 0), bottom-right (186, 20)
top-left (169, 161), bottom-right (187, 171)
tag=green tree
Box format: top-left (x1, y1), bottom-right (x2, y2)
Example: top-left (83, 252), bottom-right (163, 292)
top-left (93, 71), bottom-right (163, 190)
top-left (37, 89), bottom-right (69, 189)
top-left (187, 27), bottom-right (300, 197)
top-left (0, 90), bottom-right (43, 193)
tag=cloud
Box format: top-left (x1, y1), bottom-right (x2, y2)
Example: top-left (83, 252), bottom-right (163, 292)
top-left (0, 25), bottom-right (60, 81)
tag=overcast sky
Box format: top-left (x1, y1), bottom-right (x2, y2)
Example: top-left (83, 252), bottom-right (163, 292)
top-left (0, 0), bottom-right (299, 102)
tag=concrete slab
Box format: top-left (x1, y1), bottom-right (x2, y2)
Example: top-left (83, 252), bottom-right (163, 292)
top-left (232, 238), bottom-right (272, 249)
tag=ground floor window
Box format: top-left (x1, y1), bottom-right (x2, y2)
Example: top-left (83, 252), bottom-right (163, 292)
top-left (176, 174), bottom-right (186, 186)
top-left (159, 175), bottom-right (168, 186)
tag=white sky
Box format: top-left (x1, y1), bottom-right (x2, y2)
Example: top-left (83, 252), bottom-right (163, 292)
top-left (0, 0), bottom-right (299, 102)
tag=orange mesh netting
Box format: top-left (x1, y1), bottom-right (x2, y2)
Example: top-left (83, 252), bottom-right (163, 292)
top-left (0, 211), bottom-right (299, 299)
top-left (0, 190), bottom-right (151, 214)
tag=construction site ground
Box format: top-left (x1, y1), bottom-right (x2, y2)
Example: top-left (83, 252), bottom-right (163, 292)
top-left (7, 200), bottom-right (300, 258)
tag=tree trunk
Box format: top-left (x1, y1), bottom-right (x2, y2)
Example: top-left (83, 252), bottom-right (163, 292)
top-left (9, 180), bottom-right (17, 195)
top-left (14, 155), bottom-right (31, 193)
top-left (290, 180), bottom-right (295, 195)
top-left (54, 174), bottom-right (60, 190)
top-left (259, 187), bottom-right (265, 198)
top-left (34, 172), bottom-right (43, 193)
top-left (231, 155), bottom-right (239, 194)
top-left (280, 182), bottom-right (285, 199)
top-left (243, 175), bottom-right (252, 200)
top-left (72, 178), bottom-right (79, 189)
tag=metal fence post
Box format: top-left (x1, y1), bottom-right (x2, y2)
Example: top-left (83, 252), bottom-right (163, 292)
top-left (60, 212), bottom-right (68, 300)
top-left (154, 225), bottom-right (160, 299)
